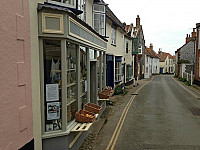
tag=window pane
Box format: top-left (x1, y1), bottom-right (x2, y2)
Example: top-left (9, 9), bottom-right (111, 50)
top-left (66, 42), bottom-right (77, 123)
top-left (94, 4), bottom-right (105, 12)
top-left (80, 46), bottom-right (87, 108)
top-left (43, 40), bottom-right (62, 132)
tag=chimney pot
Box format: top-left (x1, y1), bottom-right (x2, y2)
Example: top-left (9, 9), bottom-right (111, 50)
top-left (186, 34), bottom-right (190, 43)
top-left (136, 15), bottom-right (140, 27)
top-left (192, 28), bottom-right (196, 38)
top-left (150, 43), bottom-right (153, 50)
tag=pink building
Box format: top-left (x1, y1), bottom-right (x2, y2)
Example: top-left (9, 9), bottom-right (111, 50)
top-left (0, 0), bottom-right (33, 150)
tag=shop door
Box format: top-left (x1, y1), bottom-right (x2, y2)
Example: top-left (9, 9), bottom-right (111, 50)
top-left (106, 61), bottom-right (114, 88)
top-left (90, 61), bottom-right (97, 104)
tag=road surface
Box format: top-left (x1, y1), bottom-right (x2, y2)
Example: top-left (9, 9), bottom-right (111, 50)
top-left (94, 75), bottom-right (200, 150)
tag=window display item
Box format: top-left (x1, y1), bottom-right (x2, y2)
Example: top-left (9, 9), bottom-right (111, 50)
top-left (47, 102), bottom-right (61, 120)
top-left (46, 84), bottom-right (59, 102)
top-left (50, 58), bottom-right (60, 83)
top-left (75, 110), bottom-right (95, 123)
top-left (84, 103), bottom-right (102, 114)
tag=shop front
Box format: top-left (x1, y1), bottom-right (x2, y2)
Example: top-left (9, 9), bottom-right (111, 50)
top-left (37, 3), bottom-right (107, 150)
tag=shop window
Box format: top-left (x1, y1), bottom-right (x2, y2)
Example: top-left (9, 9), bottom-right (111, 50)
top-left (47, 0), bottom-right (76, 8)
top-left (115, 61), bottom-right (122, 82)
top-left (80, 46), bottom-right (87, 108)
top-left (43, 40), bottom-right (62, 132)
top-left (93, 4), bottom-right (106, 36)
top-left (42, 13), bottom-right (64, 34)
top-left (111, 27), bottom-right (116, 45)
top-left (66, 43), bottom-right (78, 123)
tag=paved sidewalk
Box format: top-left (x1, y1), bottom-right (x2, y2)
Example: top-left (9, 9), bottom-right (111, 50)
top-left (79, 76), bottom-right (153, 150)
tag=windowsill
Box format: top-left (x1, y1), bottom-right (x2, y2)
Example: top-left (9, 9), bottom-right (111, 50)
top-left (42, 120), bottom-right (77, 139)
top-left (115, 80), bottom-right (122, 84)
top-left (111, 43), bottom-right (116, 47)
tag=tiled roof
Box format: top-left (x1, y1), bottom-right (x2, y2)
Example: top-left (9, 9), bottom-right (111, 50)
top-left (157, 54), bottom-right (167, 62)
top-left (157, 52), bottom-right (174, 62)
top-left (146, 47), bottom-right (159, 58)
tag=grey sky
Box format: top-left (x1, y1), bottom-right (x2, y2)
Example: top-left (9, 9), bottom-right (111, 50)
top-left (104, 0), bottom-right (200, 55)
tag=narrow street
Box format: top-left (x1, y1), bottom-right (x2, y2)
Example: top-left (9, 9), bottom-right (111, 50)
top-left (93, 75), bottom-right (200, 150)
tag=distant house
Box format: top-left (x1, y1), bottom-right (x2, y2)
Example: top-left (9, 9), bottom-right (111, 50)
top-left (195, 23), bottom-right (200, 85)
top-left (133, 15), bottom-right (146, 79)
top-left (106, 6), bottom-right (134, 88)
top-left (144, 44), bottom-right (160, 78)
top-left (175, 29), bottom-right (196, 78)
top-left (158, 50), bottom-right (175, 74)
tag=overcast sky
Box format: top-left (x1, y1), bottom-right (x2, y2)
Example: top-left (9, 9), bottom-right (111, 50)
top-left (104, 0), bottom-right (200, 55)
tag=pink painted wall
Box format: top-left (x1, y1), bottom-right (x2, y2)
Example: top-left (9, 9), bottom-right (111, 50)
top-left (0, 0), bottom-right (33, 150)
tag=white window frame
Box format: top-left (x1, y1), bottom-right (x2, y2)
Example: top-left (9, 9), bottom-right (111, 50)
top-left (111, 27), bottom-right (116, 45)
top-left (47, 0), bottom-right (76, 8)
top-left (138, 45), bottom-right (142, 54)
top-left (93, 4), bottom-right (106, 36)
top-left (115, 61), bottom-right (122, 82)
top-left (78, 0), bottom-right (86, 22)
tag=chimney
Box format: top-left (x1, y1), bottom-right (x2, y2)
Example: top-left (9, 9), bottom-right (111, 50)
top-left (192, 28), bottom-right (196, 38)
top-left (186, 34), bottom-right (190, 43)
top-left (158, 48), bottom-right (162, 55)
top-left (136, 15), bottom-right (140, 27)
top-left (150, 43), bottom-right (153, 50)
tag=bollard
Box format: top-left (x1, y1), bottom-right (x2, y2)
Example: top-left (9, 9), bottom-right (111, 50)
top-left (191, 71), bottom-right (193, 85)
top-left (133, 78), bottom-right (136, 87)
top-left (187, 73), bottom-right (189, 81)
top-left (137, 77), bottom-right (139, 85)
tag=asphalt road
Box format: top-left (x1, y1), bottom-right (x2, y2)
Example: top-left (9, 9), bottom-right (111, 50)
top-left (93, 75), bottom-right (200, 150)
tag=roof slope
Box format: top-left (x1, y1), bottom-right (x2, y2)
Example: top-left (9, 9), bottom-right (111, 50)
top-left (146, 47), bottom-right (159, 59)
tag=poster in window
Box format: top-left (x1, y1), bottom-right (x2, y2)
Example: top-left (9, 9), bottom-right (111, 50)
top-left (47, 102), bottom-right (60, 120)
top-left (46, 84), bottom-right (59, 102)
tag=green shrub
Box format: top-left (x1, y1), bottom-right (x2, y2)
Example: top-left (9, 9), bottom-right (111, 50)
top-left (185, 81), bottom-right (191, 86)
top-left (114, 86), bottom-right (123, 95)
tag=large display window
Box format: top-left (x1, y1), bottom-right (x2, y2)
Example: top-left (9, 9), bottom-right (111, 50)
top-left (43, 40), bottom-right (62, 132)
top-left (66, 42), bottom-right (77, 123)
top-left (41, 39), bottom-right (105, 135)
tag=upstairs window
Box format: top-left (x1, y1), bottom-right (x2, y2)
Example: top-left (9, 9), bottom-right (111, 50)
top-left (138, 45), bottom-right (142, 54)
top-left (111, 27), bottom-right (116, 45)
top-left (93, 3), bottom-right (106, 36)
top-left (126, 41), bottom-right (128, 53)
top-left (78, 0), bottom-right (86, 21)
top-left (47, 0), bottom-right (76, 8)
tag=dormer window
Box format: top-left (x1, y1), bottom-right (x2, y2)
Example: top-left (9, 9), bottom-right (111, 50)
top-left (47, 0), bottom-right (76, 8)
top-left (93, 3), bottom-right (106, 36)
